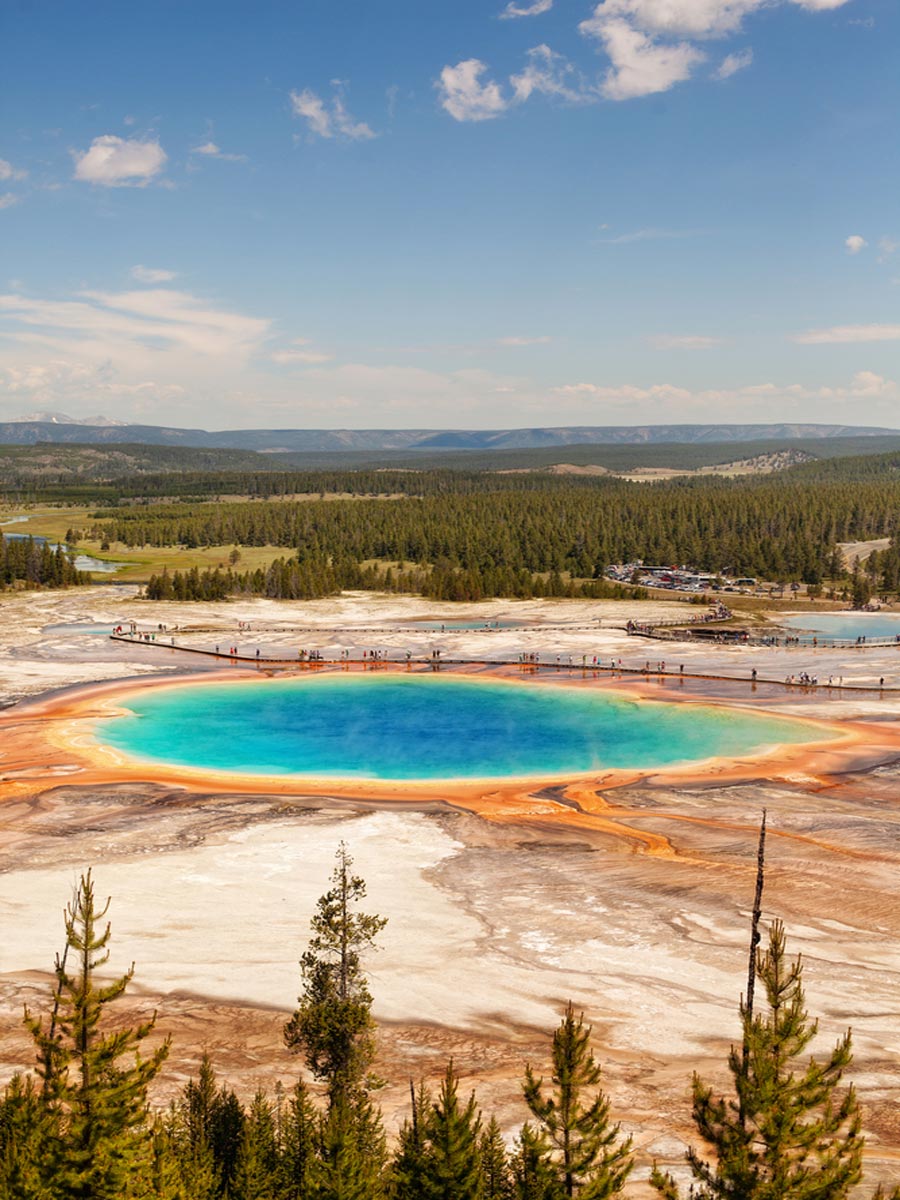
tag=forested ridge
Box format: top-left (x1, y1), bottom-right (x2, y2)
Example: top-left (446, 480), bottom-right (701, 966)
top-left (73, 472), bottom-right (900, 599)
top-left (1, 848), bottom-right (895, 1200)
top-left (3, 438), bottom-right (900, 502)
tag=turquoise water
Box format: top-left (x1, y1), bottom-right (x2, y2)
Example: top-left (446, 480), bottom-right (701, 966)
top-left (44, 622), bottom-right (115, 636)
top-left (782, 614), bottom-right (900, 642)
top-left (98, 676), bottom-right (820, 781)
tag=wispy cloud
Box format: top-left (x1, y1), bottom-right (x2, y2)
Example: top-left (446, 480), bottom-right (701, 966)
top-left (272, 339), bottom-right (333, 365)
top-left (0, 288), bottom-right (270, 360)
top-left (599, 227), bottom-right (702, 245)
top-left (439, 46), bottom-right (599, 121)
top-left (715, 47), bottom-right (753, 78)
top-left (290, 88), bottom-right (376, 140)
top-left (0, 194), bottom-right (19, 211)
top-left (130, 265), bottom-right (178, 284)
top-left (191, 141), bottom-right (247, 162)
top-left (497, 335), bottom-right (552, 346)
top-left (650, 334), bottom-right (723, 350)
top-left (72, 135), bottom-right (167, 186)
top-left (499, 0), bottom-right (553, 18)
top-left (0, 359), bottom-right (186, 413)
top-left (551, 370), bottom-right (898, 412)
top-left (0, 159), bottom-right (27, 182)
top-left (792, 323), bottom-right (900, 344)
top-left (511, 45), bottom-right (596, 104)
top-left (845, 234), bottom-right (867, 254)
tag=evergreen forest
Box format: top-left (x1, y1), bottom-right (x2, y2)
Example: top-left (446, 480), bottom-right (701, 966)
top-left (4, 445), bottom-right (900, 601)
top-left (0, 535), bottom-right (87, 590)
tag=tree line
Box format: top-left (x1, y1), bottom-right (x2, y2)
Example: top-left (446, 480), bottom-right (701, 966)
top-left (0, 535), bottom-right (87, 590)
top-left (1, 841), bottom-right (896, 1200)
top-left (143, 558), bottom-right (647, 603)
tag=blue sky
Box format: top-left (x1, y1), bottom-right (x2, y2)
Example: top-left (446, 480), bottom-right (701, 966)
top-left (1, 0), bottom-right (898, 430)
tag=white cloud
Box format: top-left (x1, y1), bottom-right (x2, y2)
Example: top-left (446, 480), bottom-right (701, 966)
top-left (600, 227), bottom-right (700, 244)
top-left (500, 0), bottom-right (553, 18)
top-left (0, 288), bottom-right (270, 361)
top-left (650, 334), bottom-right (723, 350)
top-left (583, 0), bottom-right (851, 41)
top-left (550, 370), bottom-right (899, 416)
top-left (497, 335), bottom-right (552, 346)
top-left (72, 135), bottom-right (167, 186)
top-left (715, 47), bottom-right (753, 78)
top-left (437, 60), bottom-right (510, 122)
top-left (291, 90), bottom-right (331, 137)
top-left (792, 323), bottom-right (900, 344)
top-left (582, 16), bottom-right (705, 99)
top-left (580, 0), bottom-right (852, 99)
top-left (554, 380), bottom-right (694, 402)
top-left (845, 234), bottom-right (867, 254)
top-left (0, 194), bottom-right (18, 211)
top-left (0, 159), bottom-right (27, 182)
top-left (191, 141), bottom-right (247, 162)
top-left (0, 359), bottom-right (186, 413)
top-left (130, 265), bottom-right (178, 284)
top-left (845, 370), bottom-right (894, 397)
top-left (290, 88), bottom-right (376, 140)
top-left (440, 48), bottom-right (599, 120)
top-left (510, 45), bottom-right (595, 104)
top-left (878, 236), bottom-right (898, 263)
top-left (271, 348), bottom-right (333, 365)
top-left (443, 0), bottom-right (840, 117)
top-left (272, 337), bottom-right (333, 365)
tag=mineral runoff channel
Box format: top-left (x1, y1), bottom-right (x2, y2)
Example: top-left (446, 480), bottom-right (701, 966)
top-left (1, 588), bottom-right (899, 1186)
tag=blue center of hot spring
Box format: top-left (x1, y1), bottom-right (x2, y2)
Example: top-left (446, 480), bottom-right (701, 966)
top-left (99, 674), bottom-right (819, 781)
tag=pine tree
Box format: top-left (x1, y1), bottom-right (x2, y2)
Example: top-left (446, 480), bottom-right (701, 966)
top-left (284, 843), bottom-right (387, 1108)
top-left (510, 1124), bottom-right (563, 1200)
top-left (23, 871), bottom-right (170, 1200)
top-left (281, 1080), bottom-right (320, 1199)
top-left (481, 1115), bottom-right (514, 1200)
top-left (167, 1056), bottom-right (218, 1199)
top-left (232, 1090), bottom-right (281, 1200)
top-left (315, 1092), bottom-right (387, 1200)
top-left (652, 920), bottom-right (866, 1200)
top-left (522, 1004), bottom-right (632, 1198)
top-left (419, 1060), bottom-right (484, 1200)
top-left (390, 1081), bottom-right (431, 1200)
top-left (144, 1122), bottom-right (189, 1200)
top-left (209, 1086), bottom-right (245, 1196)
top-left (0, 1074), bottom-right (48, 1200)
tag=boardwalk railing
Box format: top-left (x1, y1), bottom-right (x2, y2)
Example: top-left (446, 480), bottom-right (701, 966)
top-left (108, 634), bottom-right (899, 693)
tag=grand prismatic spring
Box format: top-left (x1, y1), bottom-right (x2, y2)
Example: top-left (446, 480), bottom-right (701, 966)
top-left (96, 674), bottom-right (825, 781)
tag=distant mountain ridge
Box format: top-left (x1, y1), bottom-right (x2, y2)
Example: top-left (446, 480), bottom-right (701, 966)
top-left (0, 420), bottom-right (895, 452)
top-left (12, 411), bottom-right (127, 427)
